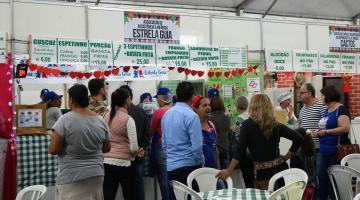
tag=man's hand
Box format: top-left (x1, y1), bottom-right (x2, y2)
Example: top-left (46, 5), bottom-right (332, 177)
top-left (288, 105), bottom-right (294, 118)
top-left (137, 147), bottom-right (145, 158)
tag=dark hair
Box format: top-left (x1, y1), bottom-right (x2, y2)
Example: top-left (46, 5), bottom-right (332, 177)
top-left (68, 84), bottom-right (89, 108)
top-left (295, 127), bottom-right (315, 157)
top-left (176, 81), bottom-right (194, 102)
top-left (305, 83), bottom-right (316, 98)
top-left (236, 96), bottom-right (248, 110)
top-left (320, 85), bottom-right (341, 104)
top-left (88, 78), bottom-right (105, 97)
top-left (210, 96), bottom-right (225, 112)
top-left (109, 88), bottom-right (130, 124)
top-left (119, 85), bottom-right (133, 100)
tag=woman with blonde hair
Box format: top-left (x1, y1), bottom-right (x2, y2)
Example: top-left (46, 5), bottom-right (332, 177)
top-left (217, 94), bottom-right (303, 189)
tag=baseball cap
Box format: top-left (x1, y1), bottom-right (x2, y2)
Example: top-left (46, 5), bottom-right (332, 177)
top-left (44, 91), bottom-right (63, 102)
top-left (277, 92), bottom-right (292, 103)
top-left (154, 87), bottom-right (171, 98)
top-left (40, 89), bottom-right (49, 96)
top-left (208, 88), bottom-right (219, 98)
top-left (192, 95), bottom-right (203, 109)
top-left (140, 92), bottom-right (153, 103)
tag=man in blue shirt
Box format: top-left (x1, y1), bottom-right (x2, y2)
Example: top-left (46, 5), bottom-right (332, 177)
top-left (162, 81), bottom-right (204, 195)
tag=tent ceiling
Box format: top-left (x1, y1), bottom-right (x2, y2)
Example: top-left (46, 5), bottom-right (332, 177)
top-left (99, 0), bottom-right (360, 20)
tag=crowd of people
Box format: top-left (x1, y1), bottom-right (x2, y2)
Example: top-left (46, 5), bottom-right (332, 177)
top-left (45, 79), bottom-right (351, 200)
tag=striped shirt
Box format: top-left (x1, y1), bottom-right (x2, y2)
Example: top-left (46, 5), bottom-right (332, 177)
top-left (298, 99), bottom-right (326, 149)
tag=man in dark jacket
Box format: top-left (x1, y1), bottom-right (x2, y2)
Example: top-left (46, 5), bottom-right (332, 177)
top-left (120, 85), bottom-right (150, 200)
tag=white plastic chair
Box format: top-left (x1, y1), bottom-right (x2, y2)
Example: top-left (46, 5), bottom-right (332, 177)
top-left (16, 185), bottom-right (47, 200)
top-left (186, 167), bottom-right (233, 192)
top-left (268, 181), bottom-right (306, 200)
top-left (341, 154), bottom-right (360, 171)
top-left (341, 153), bottom-right (360, 194)
top-left (328, 165), bottom-right (360, 200)
top-left (354, 192), bottom-right (360, 200)
top-left (268, 168), bottom-right (308, 192)
top-left (170, 180), bottom-right (202, 200)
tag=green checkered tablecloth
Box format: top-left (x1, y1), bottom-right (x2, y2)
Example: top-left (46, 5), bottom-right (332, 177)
top-left (200, 188), bottom-right (283, 200)
top-left (16, 135), bottom-right (57, 191)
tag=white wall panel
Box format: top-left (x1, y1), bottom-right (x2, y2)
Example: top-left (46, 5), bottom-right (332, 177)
top-left (0, 2), bottom-right (10, 33)
top-left (263, 21), bottom-right (307, 50)
top-left (14, 2), bottom-right (85, 40)
top-left (88, 8), bottom-right (124, 41)
top-left (212, 18), bottom-right (261, 50)
top-left (180, 15), bottom-right (209, 45)
top-left (308, 24), bottom-right (329, 51)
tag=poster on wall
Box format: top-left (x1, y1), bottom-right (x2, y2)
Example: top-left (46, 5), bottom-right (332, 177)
top-left (318, 52), bottom-right (341, 72)
top-left (31, 38), bottom-right (57, 65)
top-left (220, 47), bottom-right (247, 68)
top-left (292, 50), bottom-right (318, 72)
top-left (265, 49), bottom-right (293, 72)
top-left (340, 54), bottom-right (357, 73)
top-left (247, 77), bottom-right (261, 92)
top-left (124, 12), bottom-right (180, 44)
top-left (113, 42), bottom-right (156, 66)
top-left (57, 39), bottom-right (89, 65)
top-left (329, 26), bottom-right (360, 53)
top-left (156, 44), bottom-right (189, 67)
top-left (0, 33), bottom-right (6, 63)
top-left (189, 46), bottom-right (220, 68)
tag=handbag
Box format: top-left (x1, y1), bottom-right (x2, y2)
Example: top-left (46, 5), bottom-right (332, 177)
top-left (336, 134), bottom-right (360, 161)
top-left (336, 125), bottom-right (360, 162)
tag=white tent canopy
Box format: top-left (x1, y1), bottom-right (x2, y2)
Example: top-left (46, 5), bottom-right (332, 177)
top-left (79, 0), bottom-right (360, 21)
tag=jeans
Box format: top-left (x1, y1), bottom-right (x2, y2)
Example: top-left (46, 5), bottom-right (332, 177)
top-left (168, 165), bottom-right (201, 200)
top-left (314, 149), bottom-right (321, 200)
top-left (133, 158), bottom-right (145, 200)
top-left (317, 153), bottom-right (337, 200)
top-left (103, 164), bottom-right (136, 200)
top-left (151, 140), bottom-right (173, 200)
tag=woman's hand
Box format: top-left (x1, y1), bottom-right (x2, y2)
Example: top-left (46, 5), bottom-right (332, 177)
top-left (314, 130), bottom-right (326, 137)
top-left (216, 170), bottom-right (231, 180)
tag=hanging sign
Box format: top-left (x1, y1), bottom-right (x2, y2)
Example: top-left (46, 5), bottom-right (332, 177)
top-left (31, 38), bottom-right (57, 64)
top-left (108, 66), bottom-right (168, 81)
top-left (292, 50), bottom-right (318, 72)
top-left (89, 41), bottom-right (113, 66)
top-left (156, 44), bottom-right (189, 67)
top-left (265, 49), bottom-right (292, 72)
top-left (329, 26), bottom-right (360, 53)
top-left (318, 52), bottom-right (340, 72)
top-left (124, 12), bottom-right (180, 44)
top-left (189, 46), bottom-right (220, 68)
top-left (340, 54), bottom-right (357, 73)
top-left (57, 39), bottom-right (89, 65)
top-left (113, 42), bottom-right (156, 66)
top-left (220, 47), bottom-right (247, 68)
top-left (0, 33), bottom-right (6, 63)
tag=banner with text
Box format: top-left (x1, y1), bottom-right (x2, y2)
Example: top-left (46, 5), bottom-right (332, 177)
top-left (31, 37), bottom-right (247, 69)
top-left (329, 26), bottom-right (360, 53)
top-left (0, 33), bottom-right (6, 63)
top-left (107, 66), bottom-right (168, 81)
top-left (124, 12), bottom-right (180, 44)
top-left (266, 49), bottom-right (360, 73)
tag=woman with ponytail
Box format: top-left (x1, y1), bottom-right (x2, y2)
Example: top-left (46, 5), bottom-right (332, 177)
top-left (103, 88), bottom-right (139, 200)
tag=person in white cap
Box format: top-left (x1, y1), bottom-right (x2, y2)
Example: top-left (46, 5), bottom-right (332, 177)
top-left (276, 92), bottom-right (297, 124)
